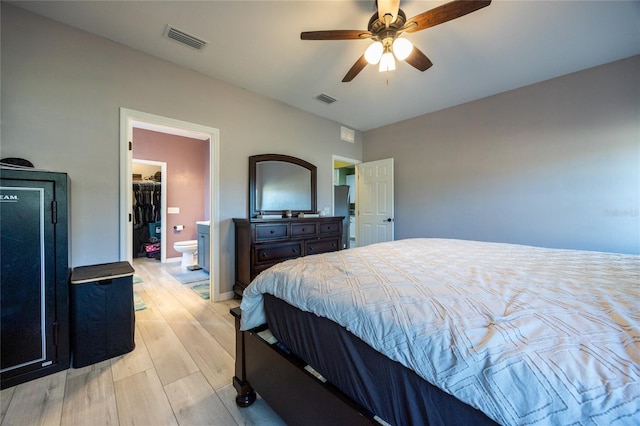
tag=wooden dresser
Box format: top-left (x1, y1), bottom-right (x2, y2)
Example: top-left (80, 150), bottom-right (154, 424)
top-left (233, 216), bottom-right (343, 297)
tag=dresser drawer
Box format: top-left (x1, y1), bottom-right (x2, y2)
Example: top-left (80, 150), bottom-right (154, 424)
top-left (291, 223), bottom-right (317, 237)
top-left (319, 221), bottom-right (341, 235)
top-left (255, 224), bottom-right (288, 241)
top-left (234, 217), bottom-right (344, 298)
top-left (254, 263), bottom-right (277, 278)
top-left (255, 242), bottom-right (302, 264)
top-left (305, 237), bottom-right (340, 256)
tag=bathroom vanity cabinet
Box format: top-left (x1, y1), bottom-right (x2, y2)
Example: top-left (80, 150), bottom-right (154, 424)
top-left (0, 168), bottom-right (70, 389)
top-left (232, 217), bottom-right (343, 297)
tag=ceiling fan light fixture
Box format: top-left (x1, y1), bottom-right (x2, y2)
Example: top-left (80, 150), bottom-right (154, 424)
top-left (302, 0), bottom-right (492, 82)
top-left (392, 37), bottom-right (413, 60)
top-left (379, 50), bottom-right (396, 72)
top-left (364, 41), bottom-right (384, 64)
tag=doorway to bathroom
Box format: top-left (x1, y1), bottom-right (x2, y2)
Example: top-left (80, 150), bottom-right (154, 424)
top-left (119, 108), bottom-right (223, 301)
top-left (131, 128), bottom-right (209, 267)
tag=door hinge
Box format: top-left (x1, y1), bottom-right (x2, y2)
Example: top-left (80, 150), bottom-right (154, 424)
top-left (51, 200), bottom-right (58, 224)
top-left (129, 141), bottom-right (133, 151)
top-left (53, 321), bottom-right (59, 346)
top-left (129, 213), bottom-right (132, 222)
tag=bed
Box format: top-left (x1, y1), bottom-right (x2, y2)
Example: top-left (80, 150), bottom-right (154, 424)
top-left (232, 238), bottom-right (640, 425)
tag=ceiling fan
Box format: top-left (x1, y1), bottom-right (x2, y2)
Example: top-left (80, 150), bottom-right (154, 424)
top-left (300, 0), bottom-right (491, 82)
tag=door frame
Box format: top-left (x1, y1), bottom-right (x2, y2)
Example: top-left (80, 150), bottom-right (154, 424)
top-left (332, 155), bottom-right (360, 247)
top-left (119, 108), bottom-right (225, 301)
top-left (132, 159), bottom-right (167, 263)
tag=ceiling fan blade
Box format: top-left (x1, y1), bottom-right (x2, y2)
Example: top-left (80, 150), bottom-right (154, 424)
top-left (404, 46), bottom-right (433, 72)
top-left (377, 0), bottom-right (401, 24)
top-left (342, 55), bottom-right (369, 82)
top-left (301, 30), bottom-right (371, 40)
top-left (405, 0), bottom-right (491, 33)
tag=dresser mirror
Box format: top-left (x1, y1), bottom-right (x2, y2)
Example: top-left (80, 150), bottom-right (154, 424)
top-left (249, 154), bottom-right (317, 218)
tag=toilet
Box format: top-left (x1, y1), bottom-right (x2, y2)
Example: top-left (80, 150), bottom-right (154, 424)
top-left (173, 240), bottom-right (198, 267)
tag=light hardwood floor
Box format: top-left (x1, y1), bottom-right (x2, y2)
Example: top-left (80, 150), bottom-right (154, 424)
top-left (0, 258), bottom-right (286, 426)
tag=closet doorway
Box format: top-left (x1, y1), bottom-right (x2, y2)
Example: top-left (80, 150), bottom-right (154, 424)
top-left (132, 160), bottom-right (167, 263)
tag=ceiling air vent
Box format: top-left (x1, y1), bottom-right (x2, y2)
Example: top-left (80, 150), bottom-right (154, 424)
top-left (164, 25), bottom-right (208, 50)
top-left (315, 93), bottom-right (337, 104)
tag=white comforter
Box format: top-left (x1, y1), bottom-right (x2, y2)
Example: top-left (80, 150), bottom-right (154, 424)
top-left (240, 238), bottom-right (640, 425)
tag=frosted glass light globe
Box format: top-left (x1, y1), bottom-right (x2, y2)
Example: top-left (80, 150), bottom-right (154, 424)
top-left (379, 51), bottom-right (396, 72)
top-left (392, 38), bottom-right (413, 60)
top-left (364, 41), bottom-right (384, 65)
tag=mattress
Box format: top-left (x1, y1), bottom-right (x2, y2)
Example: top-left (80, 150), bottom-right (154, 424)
top-left (263, 293), bottom-right (497, 426)
top-left (241, 238), bottom-right (640, 425)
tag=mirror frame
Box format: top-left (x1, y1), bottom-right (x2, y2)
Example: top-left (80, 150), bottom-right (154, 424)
top-left (249, 154), bottom-right (317, 218)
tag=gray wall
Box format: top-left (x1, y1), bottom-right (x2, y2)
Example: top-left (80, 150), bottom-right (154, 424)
top-left (1, 4), bottom-right (362, 294)
top-left (3, 3), bottom-right (637, 301)
top-left (364, 55), bottom-right (640, 254)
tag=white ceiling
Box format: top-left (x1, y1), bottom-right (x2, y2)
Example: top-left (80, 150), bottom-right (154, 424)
top-left (10, 0), bottom-right (640, 131)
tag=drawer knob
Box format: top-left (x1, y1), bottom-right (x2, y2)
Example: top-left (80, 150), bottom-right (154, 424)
top-left (270, 230), bottom-right (275, 234)
top-left (292, 249), bottom-right (297, 253)
top-left (308, 247), bottom-right (313, 251)
top-left (301, 228), bottom-right (306, 232)
top-left (261, 253), bottom-right (267, 258)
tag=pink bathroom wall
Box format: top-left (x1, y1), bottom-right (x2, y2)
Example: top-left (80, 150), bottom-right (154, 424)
top-left (133, 128), bottom-right (210, 259)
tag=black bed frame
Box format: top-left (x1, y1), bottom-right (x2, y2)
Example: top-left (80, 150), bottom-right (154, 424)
top-left (231, 308), bottom-right (377, 425)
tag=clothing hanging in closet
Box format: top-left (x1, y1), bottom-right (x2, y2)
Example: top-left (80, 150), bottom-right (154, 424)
top-left (133, 181), bottom-right (161, 226)
top-left (132, 181), bottom-right (161, 257)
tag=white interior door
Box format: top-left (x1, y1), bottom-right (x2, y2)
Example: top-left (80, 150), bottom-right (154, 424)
top-left (356, 158), bottom-right (394, 246)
